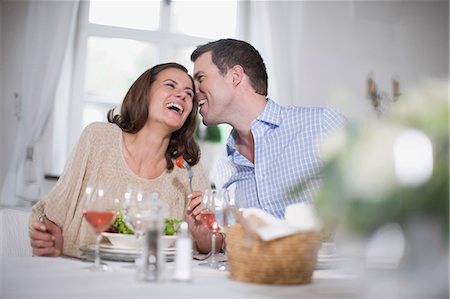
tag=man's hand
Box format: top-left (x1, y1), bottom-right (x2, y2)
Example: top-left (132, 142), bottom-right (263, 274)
top-left (30, 216), bottom-right (63, 257)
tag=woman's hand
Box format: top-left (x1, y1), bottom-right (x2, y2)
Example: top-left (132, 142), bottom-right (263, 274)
top-left (183, 191), bottom-right (223, 253)
top-left (183, 191), bottom-right (206, 238)
top-left (185, 191), bottom-right (204, 221)
top-left (30, 216), bottom-right (63, 256)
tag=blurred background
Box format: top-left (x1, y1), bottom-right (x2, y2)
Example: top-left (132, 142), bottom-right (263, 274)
top-left (0, 0), bottom-right (447, 205)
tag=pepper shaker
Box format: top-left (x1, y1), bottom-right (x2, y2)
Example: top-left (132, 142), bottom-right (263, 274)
top-left (137, 192), bottom-right (164, 282)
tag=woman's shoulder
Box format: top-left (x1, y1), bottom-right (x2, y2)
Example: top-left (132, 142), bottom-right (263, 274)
top-left (83, 121), bottom-right (119, 133)
top-left (81, 122), bottom-right (121, 141)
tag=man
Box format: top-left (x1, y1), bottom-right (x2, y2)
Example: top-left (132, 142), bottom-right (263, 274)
top-left (191, 39), bottom-right (346, 219)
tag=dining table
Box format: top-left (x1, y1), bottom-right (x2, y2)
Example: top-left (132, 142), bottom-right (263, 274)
top-left (1, 254), bottom-right (359, 299)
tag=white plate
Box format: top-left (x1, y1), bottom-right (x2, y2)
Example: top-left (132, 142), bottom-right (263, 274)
top-left (101, 233), bottom-right (141, 249)
top-left (316, 253), bottom-right (341, 270)
top-left (101, 233), bottom-right (177, 250)
top-left (99, 243), bottom-right (141, 253)
top-left (99, 243), bottom-right (176, 254)
top-left (80, 244), bottom-right (175, 263)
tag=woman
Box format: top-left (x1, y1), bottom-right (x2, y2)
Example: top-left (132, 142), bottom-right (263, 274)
top-left (29, 63), bottom-right (221, 257)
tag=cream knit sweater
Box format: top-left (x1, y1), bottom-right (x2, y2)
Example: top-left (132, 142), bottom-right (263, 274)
top-left (30, 122), bottom-right (210, 257)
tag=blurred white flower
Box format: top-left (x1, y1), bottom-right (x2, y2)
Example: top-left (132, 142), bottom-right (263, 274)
top-left (313, 79), bottom-right (448, 245)
top-left (393, 128), bottom-right (433, 186)
top-left (342, 124), bottom-right (399, 200)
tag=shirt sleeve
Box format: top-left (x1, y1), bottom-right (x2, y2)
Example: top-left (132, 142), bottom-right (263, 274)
top-left (320, 108), bottom-right (347, 136)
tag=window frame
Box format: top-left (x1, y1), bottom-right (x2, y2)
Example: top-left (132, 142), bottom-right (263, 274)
top-left (64, 0), bottom-right (247, 173)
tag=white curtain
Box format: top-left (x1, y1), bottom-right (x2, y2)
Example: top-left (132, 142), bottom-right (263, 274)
top-left (0, 0), bottom-right (79, 207)
top-left (246, 1), bottom-right (305, 106)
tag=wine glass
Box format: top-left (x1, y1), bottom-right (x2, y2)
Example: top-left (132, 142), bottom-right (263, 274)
top-left (214, 188), bottom-right (235, 271)
top-left (121, 187), bottom-right (163, 269)
top-left (120, 186), bottom-right (146, 268)
top-left (82, 183), bottom-right (117, 271)
top-left (199, 189), bottom-right (224, 269)
top-left (122, 187), bottom-right (146, 241)
top-left (122, 188), bottom-right (163, 241)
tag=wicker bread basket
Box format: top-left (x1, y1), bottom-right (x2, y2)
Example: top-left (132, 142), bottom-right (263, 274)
top-left (226, 224), bottom-right (321, 285)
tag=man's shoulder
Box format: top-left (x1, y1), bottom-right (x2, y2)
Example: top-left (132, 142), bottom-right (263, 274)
top-left (284, 105), bottom-right (346, 123)
top-left (272, 105), bottom-right (346, 137)
top-left (283, 104), bottom-right (335, 114)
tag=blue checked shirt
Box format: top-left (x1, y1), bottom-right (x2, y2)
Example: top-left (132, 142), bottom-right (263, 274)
top-left (216, 99), bottom-right (346, 219)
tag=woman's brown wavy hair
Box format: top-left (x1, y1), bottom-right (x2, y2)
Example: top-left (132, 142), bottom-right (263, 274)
top-left (107, 62), bottom-right (200, 170)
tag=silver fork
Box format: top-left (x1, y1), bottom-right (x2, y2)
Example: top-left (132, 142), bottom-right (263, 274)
top-left (182, 160), bottom-right (193, 192)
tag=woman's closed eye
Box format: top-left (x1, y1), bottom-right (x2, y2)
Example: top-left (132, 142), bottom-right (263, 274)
top-left (164, 80), bottom-right (193, 99)
top-left (165, 82), bottom-right (175, 88)
top-left (185, 90), bottom-right (194, 98)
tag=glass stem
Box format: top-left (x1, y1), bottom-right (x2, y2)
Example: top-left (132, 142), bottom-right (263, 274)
top-left (135, 232), bottom-right (144, 266)
top-left (210, 232), bottom-right (217, 266)
top-left (94, 234), bottom-right (102, 268)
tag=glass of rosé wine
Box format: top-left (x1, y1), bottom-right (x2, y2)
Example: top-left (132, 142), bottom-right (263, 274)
top-left (82, 183), bottom-right (117, 271)
top-left (199, 189), bottom-right (224, 269)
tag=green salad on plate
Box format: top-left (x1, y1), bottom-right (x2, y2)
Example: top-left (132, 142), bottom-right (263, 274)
top-left (108, 212), bottom-right (182, 236)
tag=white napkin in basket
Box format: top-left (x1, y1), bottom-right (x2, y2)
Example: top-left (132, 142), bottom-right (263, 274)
top-left (242, 203), bottom-right (321, 241)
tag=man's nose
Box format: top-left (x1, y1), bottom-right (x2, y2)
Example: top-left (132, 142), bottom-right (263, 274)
top-left (194, 81), bottom-right (200, 92)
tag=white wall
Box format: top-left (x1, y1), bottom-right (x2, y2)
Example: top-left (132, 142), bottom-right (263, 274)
top-left (250, 1), bottom-right (448, 122)
top-left (0, 0), bottom-right (3, 178)
top-left (0, 1), bottom-right (28, 187)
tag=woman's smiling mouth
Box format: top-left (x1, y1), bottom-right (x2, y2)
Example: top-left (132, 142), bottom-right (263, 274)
top-left (166, 102), bottom-right (184, 114)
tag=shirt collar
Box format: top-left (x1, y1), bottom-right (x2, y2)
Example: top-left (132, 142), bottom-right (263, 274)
top-left (226, 129), bottom-right (238, 156)
top-left (254, 98), bottom-right (282, 127)
top-left (226, 98), bottom-right (283, 157)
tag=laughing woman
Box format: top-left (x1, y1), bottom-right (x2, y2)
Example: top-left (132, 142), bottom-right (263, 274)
top-left (29, 63), bottom-right (221, 257)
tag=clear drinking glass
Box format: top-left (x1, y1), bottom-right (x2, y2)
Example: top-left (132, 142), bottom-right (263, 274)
top-left (82, 183), bottom-right (117, 271)
top-left (215, 188), bottom-right (235, 271)
top-left (122, 187), bottom-right (146, 242)
top-left (121, 187), bottom-right (163, 269)
top-left (199, 189), bottom-right (224, 269)
top-left (122, 188), bottom-right (163, 240)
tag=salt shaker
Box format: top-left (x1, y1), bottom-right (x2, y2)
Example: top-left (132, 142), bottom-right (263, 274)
top-left (172, 222), bottom-right (192, 282)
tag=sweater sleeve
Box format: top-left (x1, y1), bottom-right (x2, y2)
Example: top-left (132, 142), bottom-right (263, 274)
top-left (29, 124), bottom-right (94, 234)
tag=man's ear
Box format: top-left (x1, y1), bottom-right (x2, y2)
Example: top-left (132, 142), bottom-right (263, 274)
top-left (230, 65), bottom-right (244, 86)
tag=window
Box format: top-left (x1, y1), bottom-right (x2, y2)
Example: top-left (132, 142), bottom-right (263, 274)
top-left (61, 0), bottom-right (244, 175)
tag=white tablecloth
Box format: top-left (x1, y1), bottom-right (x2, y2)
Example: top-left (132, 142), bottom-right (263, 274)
top-left (1, 256), bottom-right (357, 299)
top-left (0, 207), bottom-right (32, 258)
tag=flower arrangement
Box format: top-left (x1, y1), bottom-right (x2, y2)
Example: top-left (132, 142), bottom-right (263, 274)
top-left (314, 79), bottom-right (448, 240)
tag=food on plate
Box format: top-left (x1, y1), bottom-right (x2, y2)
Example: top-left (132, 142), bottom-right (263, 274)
top-left (107, 211), bottom-right (134, 234)
top-left (164, 217), bottom-right (182, 235)
top-left (106, 212), bottom-right (182, 236)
